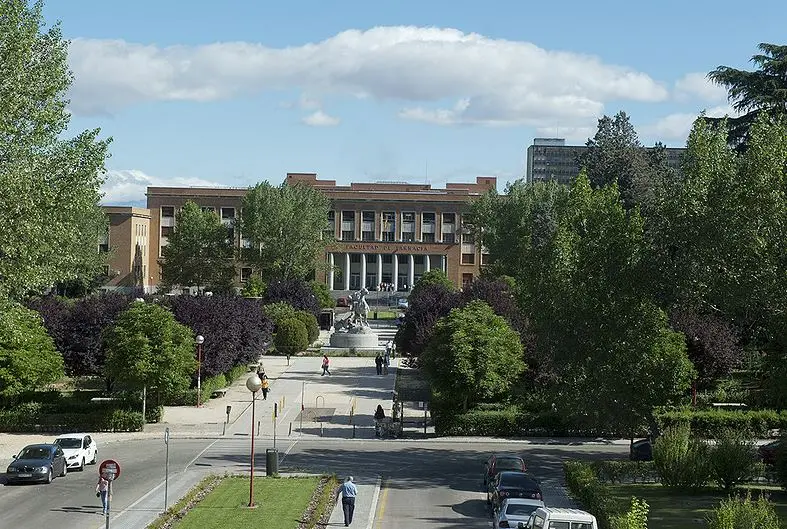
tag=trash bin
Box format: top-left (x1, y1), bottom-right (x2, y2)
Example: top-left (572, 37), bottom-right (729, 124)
top-left (266, 448), bottom-right (278, 476)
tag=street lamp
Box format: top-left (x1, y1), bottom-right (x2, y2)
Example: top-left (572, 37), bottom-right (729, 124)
top-left (195, 335), bottom-right (205, 407)
top-left (245, 374), bottom-right (263, 508)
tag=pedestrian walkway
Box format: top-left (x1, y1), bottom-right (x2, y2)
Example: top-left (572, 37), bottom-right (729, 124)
top-left (328, 475), bottom-right (381, 528)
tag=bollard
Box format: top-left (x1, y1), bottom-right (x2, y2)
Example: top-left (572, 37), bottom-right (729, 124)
top-left (257, 420), bottom-right (260, 437)
top-left (288, 422), bottom-right (292, 437)
top-left (352, 424), bottom-right (356, 439)
top-left (320, 421), bottom-right (324, 437)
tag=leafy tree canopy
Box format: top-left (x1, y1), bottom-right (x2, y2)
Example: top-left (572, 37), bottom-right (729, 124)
top-left (264, 279), bottom-right (320, 316)
top-left (409, 270), bottom-right (455, 300)
top-left (0, 0), bottom-right (111, 300)
top-left (309, 279), bottom-right (336, 309)
top-left (274, 318), bottom-right (309, 357)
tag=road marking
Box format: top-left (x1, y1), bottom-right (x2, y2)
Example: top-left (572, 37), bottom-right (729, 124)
top-left (280, 439), bottom-right (298, 464)
top-left (368, 475), bottom-right (383, 529)
top-left (185, 437), bottom-right (222, 471)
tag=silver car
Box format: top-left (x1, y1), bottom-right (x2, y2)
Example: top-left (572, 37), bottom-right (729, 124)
top-left (495, 498), bottom-right (545, 528)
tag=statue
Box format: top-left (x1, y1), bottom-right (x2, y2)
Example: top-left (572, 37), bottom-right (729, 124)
top-left (329, 286), bottom-right (378, 347)
top-left (349, 287), bottom-right (370, 327)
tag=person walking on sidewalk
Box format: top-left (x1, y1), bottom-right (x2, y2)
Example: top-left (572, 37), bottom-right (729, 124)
top-left (96, 475), bottom-right (110, 515)
top-left (260, 372), bottom-right (270, 400)
top-left (383, 348), bottom-right (390, 375)
top-left (374, 353), bottom-right (383, 375)
top-left (336, 476), bottom-right (358, 526)
top-left (321, 354), bottom-right (331, 376)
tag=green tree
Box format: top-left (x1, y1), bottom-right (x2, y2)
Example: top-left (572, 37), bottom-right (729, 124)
top-left (707, 492), bottom-right (781, 529)
top-left (0, 0), bottom-right (111, 300)
top-left (238, 182), bottom-right (331, 281)
top-left (160, 201), bottom-right (235, 293)
top-left (241, 276), bottom-right (266, 298)
top-left (707, 43), bottom-right (787, 150)
top-left (103, 302), bottom-right (196, 402)
top-left (710, 429), bottom-right (757, 492)
top-left (274, 318), bottom-right (309, 358)
top-left (309, 280), bottom-right (336, 308)
top-left (611, 498), bottom-right (649, 529)
top-left (409, 269), bottom-right (455, 300)
top-left (261, 301), bottom-right (297, 328)
top-left (0, 299), bottom-right (64, 396)
top-left (421, 300), bottom-right (525, 412)
top-left (294, 310), bottom-right (319, 344)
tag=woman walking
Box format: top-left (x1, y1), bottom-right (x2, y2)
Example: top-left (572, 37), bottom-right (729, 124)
top-left (321, 354), bottom-right (331, 376)
top-left (96, 475), bottom-right (110, 515)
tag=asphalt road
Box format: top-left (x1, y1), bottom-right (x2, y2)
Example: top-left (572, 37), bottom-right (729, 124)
top-left (0, 436), bottom-right (629, 529)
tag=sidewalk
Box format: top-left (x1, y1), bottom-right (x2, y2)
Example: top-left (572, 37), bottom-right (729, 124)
top-left (328, 475), bottom-right (381, 528)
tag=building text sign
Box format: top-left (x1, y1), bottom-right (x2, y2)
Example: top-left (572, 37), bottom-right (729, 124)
top-left (335, 243), bottom-right (449, 253)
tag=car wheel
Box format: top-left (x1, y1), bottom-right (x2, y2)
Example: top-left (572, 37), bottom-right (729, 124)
top-left (79, 458), bottom-right (85, 472)
top-left (60, 463), bottom-right (67, 477)
top-left (91, 451), bottom-right (97, 465)
top-left (46, 469), bottom-right (53, 484)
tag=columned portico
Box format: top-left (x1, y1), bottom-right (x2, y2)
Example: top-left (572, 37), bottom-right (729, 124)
top-left (360, 253), bottom-right (367, 289)
top-left (392, 253), bottom-right (399, 289)
top-left (328, 253), bottom-right (335, 291)
top-left (326, 249), bottom-right (452, 293)
top-left (424, 254), bottom-right (431, 273)
top-left (376, 254), bottom-right (383, 289)
top-left (343, 252), bottom-right (351, 291)
top-left (407, 254), bottom-right (415, 289)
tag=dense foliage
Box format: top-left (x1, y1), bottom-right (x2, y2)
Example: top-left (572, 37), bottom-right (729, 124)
top-left (274, 318), bottom-right (309, 357)
top-left (264, 279), bottom-right (320, 316)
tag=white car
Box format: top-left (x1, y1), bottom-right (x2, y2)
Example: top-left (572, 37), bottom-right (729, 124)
top-left (495, 498), bottom-right (545, 528)
top-left (53, 433), bottom-right (98, 471)
top-left (525, 507), bottom-right (598, 529)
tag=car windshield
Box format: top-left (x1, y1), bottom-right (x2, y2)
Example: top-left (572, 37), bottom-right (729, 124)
top-left (54, 438), bottom-right (82, 449)
top-left (548, 523), bottom-right (593, 529)
top-left (497, 457), bottom-right (523, 470)
top-left (18, 447), bottom-right (51, 460)
top-left (500, 473), bottom-right (537, 488)
top-left (506, 504), bottom-right (539, 516)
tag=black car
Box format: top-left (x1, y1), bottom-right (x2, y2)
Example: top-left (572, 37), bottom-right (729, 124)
top-left (629, 439), bottom-right (653, 461)
top-left (6, 444), bottom-right (67, 484)
top-left (488, 471), bottom-right (543, 508)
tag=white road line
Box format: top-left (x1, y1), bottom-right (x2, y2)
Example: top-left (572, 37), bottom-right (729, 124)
top-left (185, 437), bottom-right (222, 471)
top-left (365, 475), bottom-right (382, 529)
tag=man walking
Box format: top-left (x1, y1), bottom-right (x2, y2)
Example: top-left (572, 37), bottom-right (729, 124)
top-left (337, 476), bottom-right (358, 526)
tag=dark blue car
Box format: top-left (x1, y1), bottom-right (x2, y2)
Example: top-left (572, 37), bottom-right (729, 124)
top-left (6, 444), bottom-right (67, 484)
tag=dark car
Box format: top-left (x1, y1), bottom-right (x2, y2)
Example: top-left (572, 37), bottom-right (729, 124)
top-left (759, 439), bottom-right (784, 466)
top-left (6, 444), bottom-right (67, 484)
top-left (488, 471), bottom-right (543, 508)
top-left (629, 439), bottom-right (653, 461)
top-left (336, 297), bottom-right (350, 307)
top-left (484, 454), bottom-right (527, 487)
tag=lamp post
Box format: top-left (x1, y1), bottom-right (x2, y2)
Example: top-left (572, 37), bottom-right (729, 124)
top-left (195, 335), bottom-right (205, 407)
top-left (245, 374), bottom-right (263, 508)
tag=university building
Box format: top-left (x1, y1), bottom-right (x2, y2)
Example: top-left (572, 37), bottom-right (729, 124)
top-left (103, 173), bottom-right (496, 293)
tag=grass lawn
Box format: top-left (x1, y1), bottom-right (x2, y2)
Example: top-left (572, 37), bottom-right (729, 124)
top-left (607, 483), bottom-right (787, 528)
top-left (369, 310), bottom-right (398, 319)
top-left (173, 476), bottom-right (319, 529)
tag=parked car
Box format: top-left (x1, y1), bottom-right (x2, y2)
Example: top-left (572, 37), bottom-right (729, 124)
top-left (53, 433), bottom-right (98, 471)
top-left (336, 297), bottom-right (350, 307)
top-left (525, 507), bottom-right (598, 529)
top-left (484, 454), bottom-right (527, 487)
top-left (396, 298), bottom-right (409, 309)
top-left (494, 498), bottom-right (545, 528)
top-left (488, 471), bottom-right (542, 508)
top-left (629, 438), bottom-right (653, 461)
top-left (758, 439), bottom-right (784, 466)
top-left (5, 444), bottom-right (67, 484)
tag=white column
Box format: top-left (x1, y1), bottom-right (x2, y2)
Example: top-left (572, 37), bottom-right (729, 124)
top-left (376, 254), bottom-right (383, 288)
top-left (424, 254), bottom-right (431, 273)
top-left (441, 255), bottom-right (447, 272)
top-left (392, 254), bottom-right (399, 290)
top-left (407, 254), bottom-right (415, 289)
top-left (344, 253), bottom-right (351, 291)
top-left (360, 253), bottom-right (367, 289)
top-left (328, 253), bottom-right (335, 291)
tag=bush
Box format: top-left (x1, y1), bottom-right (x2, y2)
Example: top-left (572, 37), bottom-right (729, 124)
top-left (652, 425), bottom-right (711, 490)
top-left (309, 280), bottom-right (335, 309)
top-left (264, 279), bottom-right (320, 317)
top-left (775, 439), bottom-right (787, 490)
top-left (0, 406), bottom-right (144, 432)
top-left (591, 461), bottom-right (658, 484)
top-left (241, 277), bottom-right (266, 298)
top-left (655, 408), bottom-right (787, 438)
top-left (710, 429), bottom-right (757, 491)
top-left (707, 492), bottom-right (780, 529)
top-left (563, 461), bottom-right (616, 529)
top-left (611, 498), bottom-right (649, 529)
top-left (294, 311), bottom-right (320, 344)
top-left (262, 301), bottom-right (297, 328)
top-left (274, 318), bottom-right (309, 357)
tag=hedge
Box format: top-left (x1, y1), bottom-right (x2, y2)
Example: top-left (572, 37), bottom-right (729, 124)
top-left (655, 409), bottom-right (787, 438)
top-left (0, 408), bottom-right (144, 433)
top-left (563, 461), bottom-right (617, 529)
top-left (434, 408), bottom-right (623, 437)
top-left (162, 364), bottom-right (249, 406)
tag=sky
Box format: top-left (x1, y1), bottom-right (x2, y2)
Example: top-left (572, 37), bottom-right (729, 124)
top-left (41, 0), bottom-right (787, 206)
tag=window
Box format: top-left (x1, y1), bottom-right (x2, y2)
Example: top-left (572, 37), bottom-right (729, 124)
top-left (461, 253), bottom-right (475, 264)
top-left (361, 211), bottom-right (375, 241)
top-left (381, 232), bottom-right (395, 242)
top-left (161, 226), bottom-right (174, 237)
top-left (443, 233), bottom-right (455, 244)
top-left (462, 273), bottom-right (473, 289)
top-left (342, 230), bottom-right (356, 241)
top-left (221, 207), bottom-right (235, 220)
top-left (422, 233), bottom-right (435, 243)
top-left (442, 212), bottom-right (455, 224)
top-left (350, 254), bottom-right (361, 263)
top-left (402, 211), bottom-right (415, 241)
top-left (382, 255), bottom-right (393, 264)
top-left (462, 231), bottom-right (475, 244)
top-left (241, 268), bottom-right (252, 282)
top-left (341, 210), bottom-right (356, 241)
top-left (325, 211), bottom-right (336, 239)
top-left (414, 256), bottom-right (424, 265)
top-left (381, 211), bottom-right (395, 240)
top-left (161, 206), bottom-right (175, 218)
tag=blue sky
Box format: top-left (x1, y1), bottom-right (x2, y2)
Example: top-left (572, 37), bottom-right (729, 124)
top-left (42, 0), bottom-right (787, 206)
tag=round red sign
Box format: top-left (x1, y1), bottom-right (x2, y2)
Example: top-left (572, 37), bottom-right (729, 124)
top-left (99, 459), bottom-right (121, 481)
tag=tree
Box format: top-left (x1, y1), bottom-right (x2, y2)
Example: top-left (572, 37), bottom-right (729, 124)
top-left (240, 276), bottom-right (266, 298)
top-left (166, 295), bottom-right (273, 377)
top-left (274, 318), bottom-right (309, 358)
top-left (309, 280), bottom-right (336, 309)
top-left (264, 279), bottom-right (320, 316)
top-left (460, 277), bottom-right (523, 334)
top-left (394, 283), bottom-right (460, 358)
top-left (0, 299), bottom-right (64, 396)
top-left (669, 308), bottom-right (742, 385)
top-left (421, 300), bottom-right (525, 412)
top-left (293, 311), bottom-right (319, 344)
top-left (409, 270), bottom-right (455, 300)
top-left (160, 201), bottom-right (235, 293)
top-left (611, 498), bottom-right (649, 529)
top-left (707, 43), bottom-right (787, 150)
top-left (103, 302), bottom-right (196, 402)
top-left (0, 0), bottom-right (111, 300)
top-left (238, 182), bottom-right (331, 281)
top-left (262, 301), bottom-right (298, 329)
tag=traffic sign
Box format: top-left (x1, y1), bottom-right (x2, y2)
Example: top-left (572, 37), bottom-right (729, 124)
top-left (99, 459), bottom-right (121, 481)
top-left (164, 427), bottom-right (170, 445)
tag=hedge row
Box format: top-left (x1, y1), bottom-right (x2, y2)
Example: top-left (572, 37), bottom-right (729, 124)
top-left (0, 408), bottom-right (144, 433)
top-left (163, 364), bottom-right (250, 406)
top-left (563, 461), bottom-right (617, 529)
top-left (434, 408), bottom-right (625, 437)
top-left (655, 409), bottom-right (787, 438)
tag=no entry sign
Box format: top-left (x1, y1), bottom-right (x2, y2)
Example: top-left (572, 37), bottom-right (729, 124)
top-left (99, 459), bottom-right (121, 481)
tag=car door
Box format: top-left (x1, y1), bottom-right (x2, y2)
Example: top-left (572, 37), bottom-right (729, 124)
top-left (54, 447), bottom-right (65, 474)
top-left (85, 435), bottom-right (94, 460)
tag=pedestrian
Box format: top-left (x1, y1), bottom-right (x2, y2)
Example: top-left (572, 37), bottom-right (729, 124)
top-left (391, 341), bottom-right (396, 359)
top-left (96, 475), bottom-right (110, 515)
top-left (336, 476), bottom-right (358, 526)
top-left (374, 404), bottom-right (386, 437)
top-left (383, 349), bottom-right (390, 375)
top-left (321, 354), bottom-right (331, 376)
top-left (260, 372), bottom-right (269, 400)
top-left (374, 353), bottom-right (383, 375)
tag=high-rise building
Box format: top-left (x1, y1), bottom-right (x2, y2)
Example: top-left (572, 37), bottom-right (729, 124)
top-left (99, 206), bottom-right (151, 292)
top-left (525, 138), bottom-right (686, 185)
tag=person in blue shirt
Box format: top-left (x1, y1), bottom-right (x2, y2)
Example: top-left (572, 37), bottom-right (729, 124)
top-left (336, 476), bottom-right (358, 526)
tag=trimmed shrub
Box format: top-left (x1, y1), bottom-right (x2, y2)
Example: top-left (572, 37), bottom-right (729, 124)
top-left (655, 408), bottom-right (787, 438)
top-left (274, 318), bottom-right (309, 357)
top-left (294, 310), bottom-right (320, 344)
top-left (710, 429), bottom-right (758, 491)
top-left (611, 498), bottom-right (649, 529)
top-left (262, 301), bottom-right (297, 328)
top-left (591, 461), bottom-right (658, 484)
top-left (707, 492), bottom-right (780, 529)
top-left (563, 460), bottom-right (616, 529)
top-left (653, 425), bottom-right (711, 490)
top-left (0, 406), bottom-right (144, 432)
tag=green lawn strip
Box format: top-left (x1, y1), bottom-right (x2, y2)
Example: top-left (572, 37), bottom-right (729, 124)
top-left (368, 311), bottom-right (397, 319)
top-left (606, 483), bottom-right (787, 528)
top-left (301, 475), bottom-right (340, 529)
top-left (172, 476), bottom-right (319, 529)
top-left (147, 474), bottom-right (224, 529)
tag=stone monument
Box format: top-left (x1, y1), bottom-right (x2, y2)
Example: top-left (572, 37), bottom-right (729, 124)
top-left (329, 287), bottom-right (379, 349)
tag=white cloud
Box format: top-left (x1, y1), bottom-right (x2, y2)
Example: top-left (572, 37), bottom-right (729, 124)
top-left (100, 169), bottom-right (225, 205)
top-left (642, 104), bottom-right (742, 141)
top-left (67, 26), bottom-right (669, 126)
top-left (674, 72), bottom-right (728, 103)
top-left (301, 110), bottom-right (340, 126)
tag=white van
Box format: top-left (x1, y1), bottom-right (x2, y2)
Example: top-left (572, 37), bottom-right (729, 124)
top-left (524, 507), bottom-right (599, 529)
